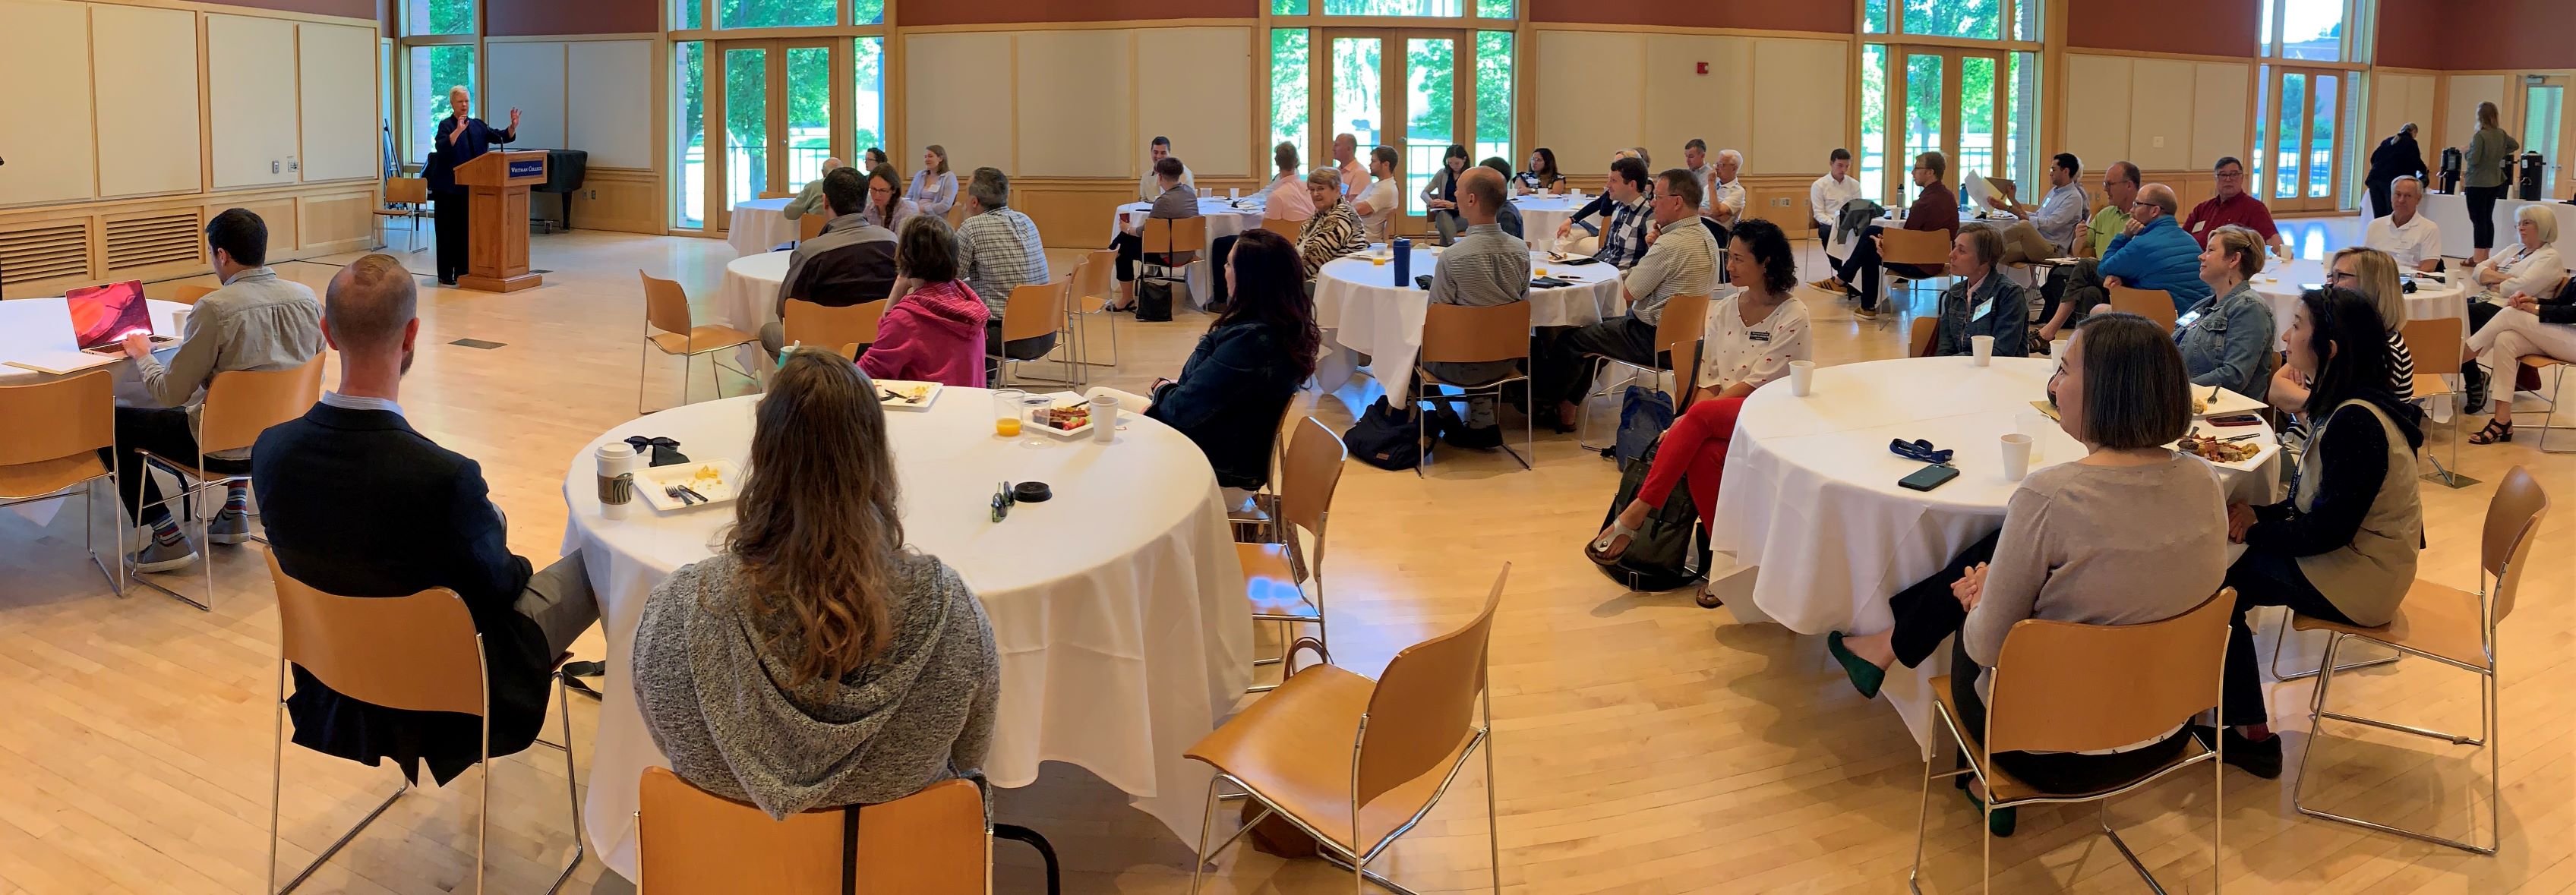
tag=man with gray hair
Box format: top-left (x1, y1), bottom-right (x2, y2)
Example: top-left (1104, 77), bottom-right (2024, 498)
top-left (782, 156), bottom-right (848, 221)
top-left (957, 166), bottom-right (1053, 375)
top-left (251, 254), bottom-right (600, 785)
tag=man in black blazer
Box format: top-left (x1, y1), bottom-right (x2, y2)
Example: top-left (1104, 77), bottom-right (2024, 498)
top-left (251, 254), bottom-right (596, 785)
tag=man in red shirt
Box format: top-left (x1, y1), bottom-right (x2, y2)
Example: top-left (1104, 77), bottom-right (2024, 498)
top-left (2181, 156), bottom-right (2287, 259)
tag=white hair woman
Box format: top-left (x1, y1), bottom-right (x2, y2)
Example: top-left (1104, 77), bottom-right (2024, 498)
top-left (424, 86), bottom-right (519, 286)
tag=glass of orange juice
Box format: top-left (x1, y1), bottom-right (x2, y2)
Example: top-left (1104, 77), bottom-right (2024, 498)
top-left (992, 389), bottom-right (1027, 436)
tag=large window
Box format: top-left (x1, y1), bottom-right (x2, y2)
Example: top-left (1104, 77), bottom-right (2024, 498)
top-left (2252, 0), bottom-right (2366, 210)
top-left (677, 41), bottom-right (705, 228)
top-left (719, 0), bottom-right (833, 30)
top-left (1902, 0), bottom-right (1998, 40)
top-left (2262, 0), bottom-right (2350, 61)
top-left (1271, 30), bottom-right (1312, 161)
top-left (672, 0), bottom-right (888, 230)
top-left (1269, 0), bottom-right (1514, 203)
top-left (402, 45), bottom-right (475, 166)
top-left (854, 37), bottom-right (885, 162)
top-left (406, 0), bottom-right (472, 36)
top-left (1858, 2), bottom-right (2038, 205)
top-left (1473, 31), bottom-right (1511, 165)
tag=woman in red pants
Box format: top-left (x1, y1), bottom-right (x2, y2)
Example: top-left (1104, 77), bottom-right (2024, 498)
top-left (1587, 219), bottom-right (1811, 603)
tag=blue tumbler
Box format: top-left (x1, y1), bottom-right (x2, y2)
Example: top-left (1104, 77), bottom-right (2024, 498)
top-left (1390, 236), bottom-right (1412, 285)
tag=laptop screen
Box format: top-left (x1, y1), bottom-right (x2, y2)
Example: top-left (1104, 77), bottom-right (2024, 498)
top-left (67, 280), bottom-right (151, 349)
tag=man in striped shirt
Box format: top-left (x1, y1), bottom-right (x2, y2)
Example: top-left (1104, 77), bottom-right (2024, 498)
top-left (956, 167), bottom-right (1053, 376)
top-left (1418, 166), bottom-right (1530, 441)
top-left (1537, 168), bottom-right (1719, 430)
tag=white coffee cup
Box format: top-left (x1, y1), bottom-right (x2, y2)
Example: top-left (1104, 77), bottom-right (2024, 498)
top-left (1230, 187), bottom-right (1241, 200)
top-left (2050, 338), bottom-right (2069, 362)
top-left (2000, 433), bottom-right (2033, 481)
top-left (1090, 394), bottom-right (1118, 443)
top-left (1788, 360), bottom-right (1816, 396)
top-left (1971, 335), bottom-right (1994, 366)
top-left (169, 308), bottom-right (190, 336)
top-left (595, 442), bottom-right (639, 520)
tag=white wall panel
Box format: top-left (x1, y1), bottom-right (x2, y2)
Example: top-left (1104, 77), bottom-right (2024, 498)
top-left (1750, 39), bottom-right (1848, 175)
top-left (91, 3), bottom-right (200, 197)
top-left (905, 32), bottom-right (1013, 177)
top-left (2128, 58), bottom-right (2196, 171)
top-left (1533, 30), bottom-right (1642, 176)
top-left (0, 0), bottom-right (96, 206)
top-left (485, 41), bottom-right (568, 153)
top-left (2063, 55), bottom-right (2131, 175)
top-left (1641, 35), bottom-right (1749, 167)
top-left (1012, 30), bottom-right (1131, 178)
top-left (298, 23), bottom-right (378, 182)
top-left (207, 14), bottom-right (299, 189)
top-left (567, 40), bottom-right (653, 169)
top-left (2189, 62), bottom-right (2249, 167)
top-left (1135, 27), bottom-right (1250, 177)
top-left (2445, 74), bottom-right (2508, 150)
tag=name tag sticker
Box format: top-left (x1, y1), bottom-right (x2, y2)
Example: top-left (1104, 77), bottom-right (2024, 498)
top-left (1749, 330), bottom-right (1772, 342)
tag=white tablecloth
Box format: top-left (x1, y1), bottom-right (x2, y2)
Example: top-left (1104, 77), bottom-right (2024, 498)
top-left (559, 392), bottom-right (1252, 880)
top-left (2250, 257), bottom-right (2469, 339)
top-left (1113, 197), bottom-right (1267, 244)
top-left (1310, 244), bottom-right (1626, 387)
top-left (727, 198), bottom-right (797, 257)
top-left (1509, 194), bottom-right (1589, 251)
top-left (710, 250), bottom-right (791, 373)
top-left (2417, 192), bottom-right (2576, 261)
top-left (1708, 357), bottom-right (2278, 751)
top-left (0, 297), bottom-right (200, 526)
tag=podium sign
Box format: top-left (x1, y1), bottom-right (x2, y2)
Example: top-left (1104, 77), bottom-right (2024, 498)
top-left (452, 150), bottom-right (548, 293)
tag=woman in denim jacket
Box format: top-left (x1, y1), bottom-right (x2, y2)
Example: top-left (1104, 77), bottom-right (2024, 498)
top-left (1930, 223), bottom-right (2034, 358)
top-left (2174, 225), bottom-right (2278, 402)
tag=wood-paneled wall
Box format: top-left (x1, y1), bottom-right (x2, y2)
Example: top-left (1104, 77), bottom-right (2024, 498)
top-left (1, 183), bottom-right (378, 298)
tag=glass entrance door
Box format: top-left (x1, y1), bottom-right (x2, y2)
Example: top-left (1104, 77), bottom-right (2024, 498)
top-left (700, 39), bottom-right (836, 231)
top-left (1895, 49), bottom-right (2006, 204)
top-left (2261, 66), bottom-right (2344, 213)
top-left (1324, 30), bottom-right (1472, 235)
top-left (2524, 76), bottom-right (2565, 199)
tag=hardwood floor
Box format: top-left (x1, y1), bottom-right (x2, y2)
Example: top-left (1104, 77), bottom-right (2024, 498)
top-left (2, 218), bottom-right (2569, 893)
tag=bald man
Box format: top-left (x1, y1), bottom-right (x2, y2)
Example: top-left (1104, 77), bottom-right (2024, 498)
top-left (254, 254), bottom-right (601, 784)
top-left (1418, 165), bottom-right (1530, 442)
top-left (783, 156), bottom-right (849, 221)
top-left (2097, 183), bottom-right (2213, 314)
top-left (424, 86), bottom-right (519, 285)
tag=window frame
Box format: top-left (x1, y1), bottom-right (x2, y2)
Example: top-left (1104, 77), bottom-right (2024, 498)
top-left (393, 0), bottom-right (481, 176)
top-left (1265, 1), bottom-right (1519, 190)
top-left (668, 0), bottom-right (892, 232)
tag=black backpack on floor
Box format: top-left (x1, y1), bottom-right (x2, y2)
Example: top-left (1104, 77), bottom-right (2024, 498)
top-left (1593, 341), bottom-right (1712, 594)
top-left (1343, 396), bottom-right (1425, 471)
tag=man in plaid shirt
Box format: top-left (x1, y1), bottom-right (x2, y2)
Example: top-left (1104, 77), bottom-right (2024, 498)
top-left (956, 167), bottom-right (1053, 377)
top-left (1592, 156), bottom-right (1655, 270)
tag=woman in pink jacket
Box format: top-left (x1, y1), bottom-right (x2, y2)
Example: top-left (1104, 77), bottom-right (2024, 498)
top-left (860, 216), bottom-right (991, 388)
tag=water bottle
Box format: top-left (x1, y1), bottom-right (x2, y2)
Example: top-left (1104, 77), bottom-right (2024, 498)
top-left (1391, 236), bottom-right (1412, 285)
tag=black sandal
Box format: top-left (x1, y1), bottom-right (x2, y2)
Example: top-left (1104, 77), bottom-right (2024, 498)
top-left (2469, 418), bottom-right (2514, 445)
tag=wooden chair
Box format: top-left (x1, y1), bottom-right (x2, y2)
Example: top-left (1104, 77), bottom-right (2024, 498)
top-left (1259, 216), bottom-right (1303, 240)
top-left (1069, 250), bottom-right (1124, 368)
top-left (264, 553), bottom-right (582, 895)
top-left (2106, 285), bottom-right (2177, 331)
top-left (2284, 466), bottom-right (2548, 855)
top-left (990, 280), bottom-right (1072, 389)
top-left (783, 298), bottom-right (887, 361)
top-left (1141, 216), bottom-right (1210, 307)
top-left (1911, 590), bottom-right (2234, 894)
top-left (639, 271), bottom-right (760, 414)
top-left (1416, 301), bottom-right (1535, 472)
top-left (1239, 417), bottom-right (1347, 694)
top-left (1908, 315), bottom-right (1940, 358)
top-left (172, 284), bottom-right (219, 305)
top-left (2400, 317), bottom-right (2469, 485)
top-left (373, 176), bottom-right (430, 253)
top-left (1877, 227), bottom-right (1956, 316)
top-left (131, 355), bottom-right (324, 610)
top-left (640, 769), bottom-right (1058, 895)
top-left (796, 212), bottom-right (828, 244)
top-left (1577, 293), bottom-right (1711, 452)
top-left (0, 370), bottom-right (121, 593)
top-left (1184, 564), bottom-right (1507, 895)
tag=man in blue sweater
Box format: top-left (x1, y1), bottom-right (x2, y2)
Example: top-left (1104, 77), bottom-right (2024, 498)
top-left (2096, 184), bottom-right (2211, 316)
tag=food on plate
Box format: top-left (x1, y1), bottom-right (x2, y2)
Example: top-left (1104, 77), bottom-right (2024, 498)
top-left (882, 383), bottom-right (932, 405)
top-left (2177, 433), bottom-right (2258, 463)
top-left (1038, 404), bottom-right (1091, 431)
top-left (2191, 396), bottom-right (2208, 414)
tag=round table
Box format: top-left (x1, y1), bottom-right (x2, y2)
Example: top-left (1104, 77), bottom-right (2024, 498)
top-left (1310, 244), bottom-right (1627, 387)
top-left (1112, 196), bottom-right (1267, 244)
top-left (2250, 257), bottom-right (2468, 339)
top-left (1509, 194), bottom-right (1589, 251)
top-left (559, 392), bottom-right (1252, 879)
top-left (726, 197), bottom-right (797, 257)
top-left (1708, 356), bottom-right (2279, 750)
top-left (710, 251), bottom-right (791, 373)
top-left (0, 298), bottom-right (189, 389)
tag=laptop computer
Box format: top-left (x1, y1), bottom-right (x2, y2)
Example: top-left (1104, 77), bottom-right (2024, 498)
top-left (66, 280), bottom-right (170, 355)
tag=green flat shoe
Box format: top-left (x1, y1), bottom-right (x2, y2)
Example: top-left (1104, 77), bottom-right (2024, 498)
top-left (1963, 788), bottom-right (2017, 837)
top-left (1826, 632), bottom-right (1886, 699)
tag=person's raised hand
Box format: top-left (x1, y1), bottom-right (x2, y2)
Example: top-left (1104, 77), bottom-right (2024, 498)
top-left (510, 107), bottom-right (522, 129)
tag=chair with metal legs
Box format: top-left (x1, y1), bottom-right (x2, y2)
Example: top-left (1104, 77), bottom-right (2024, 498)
top-left (131, 356), bottom-right (324, 610)
top-left (1414, 301), bottom-right (1534, 474)
top-left (2514, 355), bottom-right (2573, 453)
top-left (639, 271), bottom-right (760, 414)
top-left (1185, 565), bottom-right (1509, 895)
top-left (2402, 317), bottom-right (2473, 487)
top-left (1908, 589), bottom-right (2233, 894)
top-left (264, 553), bottom-right (583, 894)
top-left (1070, 250), bottom-right (1124, 369)
top-left (0, 370), bottom-right (123, 594)
top-left (2284, 465), bottom-right (2548, 856)
top-left (1574, 293), bottom-right (1708, 453)
top-left (1239, 416), bottom-right (1347, 693)
top-left (991, 280), bottom-right (1075, 389)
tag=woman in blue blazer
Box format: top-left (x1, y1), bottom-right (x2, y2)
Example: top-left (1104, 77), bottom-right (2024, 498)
top-left (423, 87), bottom-right (518, 285)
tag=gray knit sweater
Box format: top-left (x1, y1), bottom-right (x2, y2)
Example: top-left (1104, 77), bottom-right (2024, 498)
top-left (633, 552), bottom-right (999, 820)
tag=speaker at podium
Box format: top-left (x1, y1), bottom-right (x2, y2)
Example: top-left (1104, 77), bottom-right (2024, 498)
top-left (451, 150), bottom-right (548, 293)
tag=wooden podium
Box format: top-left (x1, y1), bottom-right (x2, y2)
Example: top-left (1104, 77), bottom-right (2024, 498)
top-left (453, 150), bottom-right (547, 292)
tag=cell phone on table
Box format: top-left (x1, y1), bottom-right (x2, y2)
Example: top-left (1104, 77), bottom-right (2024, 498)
top-left (1898, 464), bottom-right (1960, 492)
top-left (2206, 413), bottom-right (2263, 427)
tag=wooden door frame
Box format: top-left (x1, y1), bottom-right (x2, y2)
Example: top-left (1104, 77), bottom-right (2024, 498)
top-left (2262, 65), bottom-right (2348, 213)
top-left (1315, 27), bottom-right (1476, 235)
top-left (1887, 46), bottom-right (2008, 202)
top-left (703, 38), bottom-right (841, 232)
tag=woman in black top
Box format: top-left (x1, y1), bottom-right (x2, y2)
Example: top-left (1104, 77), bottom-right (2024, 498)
top-left (2363, 124), bottom-right (2428, 219)
top-left (1425, 144), bottom-right (1473, 244)
top-left (1144, 229), bottom-right (1319, 503)
top-left (1517, 147), bottom-right (1565, 195)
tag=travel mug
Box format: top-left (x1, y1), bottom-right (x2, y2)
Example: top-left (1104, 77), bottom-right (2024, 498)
top-left (596, 442), bottom-right (639, 520)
